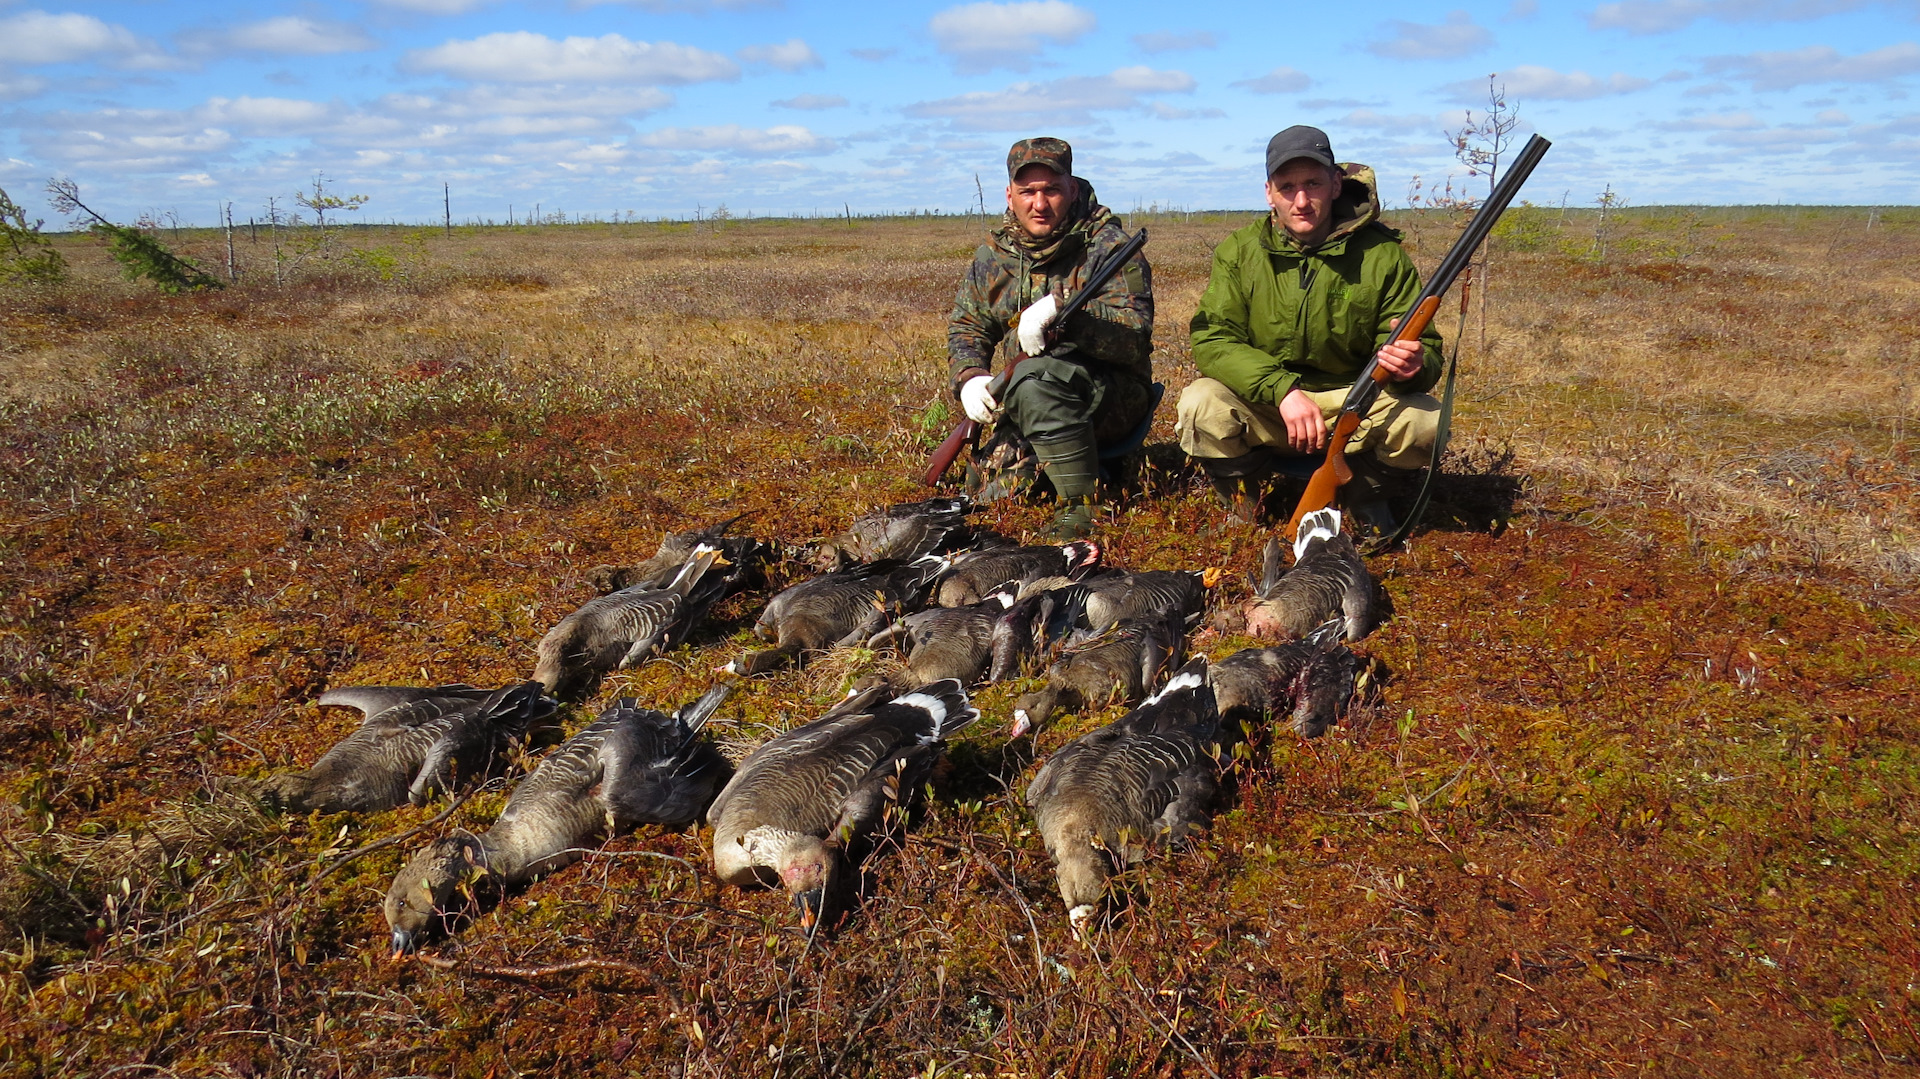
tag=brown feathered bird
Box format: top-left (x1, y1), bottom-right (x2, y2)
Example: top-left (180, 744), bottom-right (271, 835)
top-left (260, 682), bottom-right (556, 814)
top-left (1008, 612), bottom-right (1186, 736)
top-left (709, 679), bottom-right (977, 933)
top-left (1243, 509), bottom-right (1377, 642)
top-left (535, 544), bottom-right (738, 701)
top-left (1026, 657), bottom-right (1222, 938)
top-left (384, 686), bottom-right (731, 954)
top-left (814, 496), bottom-right (974, 571)
top-left (1210, 620), bottom-right (1359, 738)
top-left (725, 554), bottom-right (949, 675)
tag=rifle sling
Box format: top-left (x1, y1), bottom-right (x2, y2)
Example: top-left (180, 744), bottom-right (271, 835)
top-left (1366, 288), bottom-right (1472, 555)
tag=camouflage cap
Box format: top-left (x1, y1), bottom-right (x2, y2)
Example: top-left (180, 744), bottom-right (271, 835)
top-left (1007, 136), bottom-right (1073, 179)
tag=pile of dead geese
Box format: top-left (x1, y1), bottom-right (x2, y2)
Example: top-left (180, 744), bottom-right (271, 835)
top-left (255, 497), bottom-right (1380, 952)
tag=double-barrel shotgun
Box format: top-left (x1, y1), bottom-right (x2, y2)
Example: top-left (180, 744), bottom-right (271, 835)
top-left (1282, 133), bottom-right (1553, 540)
top-left (921, 226), bottom-right (1151, 487)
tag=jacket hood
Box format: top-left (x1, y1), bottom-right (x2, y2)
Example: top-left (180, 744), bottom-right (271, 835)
top-left (1262, 163), bottom-right (1387, 255)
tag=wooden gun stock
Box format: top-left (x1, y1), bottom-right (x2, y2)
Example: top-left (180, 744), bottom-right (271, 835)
top-left (922, 416), bottom-right (980, 487)
top-left (1283, 296), bottom-right (1440, 538)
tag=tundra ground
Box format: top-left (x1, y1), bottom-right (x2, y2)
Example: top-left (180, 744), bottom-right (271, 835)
top-left (0, 207), bottom-right (1915, 1077)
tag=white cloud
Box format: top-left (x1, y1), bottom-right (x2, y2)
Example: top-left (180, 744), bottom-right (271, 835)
top-left (1132, 30), bottom-right (1216, 53)
top-left (848, 47), bottom-right (897, 62)
top-left (635, 124), bottom-right (836, 156)
top-left (1231, 67), bottom-right (1312, 94)
top-left (1444, 65), bottom-right (1651, 100)
top-left (199, 17), bottom-right (378, 57)
top-left (1704, 42), bottom-right (1920, 90)
top-left (906, 66), bottom-right (1196, 131)
top-left (929, 1), bottom-right (1096, 73)
top-left (176, 172), bottom-right (217, 187)
top-left (200, 95), bottom-right (340, 133)
top-left (405, 32), bottom-right (739, 85)
top-left (1658, 110), bottom-right (1765, 130)
top-left (0, 73), bottom-right (49, 101)
top-left (1341, 109), bottom-right (1439, 133)
top-left (0, 10), bottom-right (173, 69)
top-left (1367, 11), bottom-right (1493, 60)
top-left (368, 0), bottom-right (491, 13)
top-left (772, 93), bottom-right (848, 109)
top-left (571, 0), bottom-right (778, 9)
top-left (1587, 0), bottom-right (1867, 35)
top-left (739, 39), bottom-right (821, 71)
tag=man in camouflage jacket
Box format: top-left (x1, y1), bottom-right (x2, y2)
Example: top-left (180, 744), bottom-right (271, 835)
top-left (948, 136), bottom-right (1154, 540)
top-left (1177, 125), bottom-right (1443, 531)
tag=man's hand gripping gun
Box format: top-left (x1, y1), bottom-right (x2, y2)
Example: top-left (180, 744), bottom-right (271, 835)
top-left (921, 226), bottom-right (1150, 487)
top-left (1282, 134), bottom-right (1552, 540)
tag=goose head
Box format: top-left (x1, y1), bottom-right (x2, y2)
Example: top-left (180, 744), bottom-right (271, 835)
top-left (1008, 686), bottom-right (1059, 738)
top-left (743, 826), bottom-right (837, 935)
top-left (1054, 841), bottom-right (1112, 943)
top-left (383, 833), bottom-right (488, 958)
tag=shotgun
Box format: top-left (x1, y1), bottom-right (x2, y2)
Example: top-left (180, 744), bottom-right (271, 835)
top-left (922, 225), bottom-right (1151, 487)
top-left (1283, 133), bottom-right (1552, 540)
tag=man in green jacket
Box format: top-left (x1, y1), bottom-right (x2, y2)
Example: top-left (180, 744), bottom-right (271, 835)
top-left (948, 137), bottom-right (1155, 540)
top-left (1177, 125), bottom-right (1442, 531)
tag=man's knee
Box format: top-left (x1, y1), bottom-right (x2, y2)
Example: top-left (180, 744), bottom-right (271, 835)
top-left (1003, 362), bottom-right (1095, 440)
top-left (1175, 378), bottom-right (1249, 457)
top-left (1369, 392), bottom-right (1439, 469)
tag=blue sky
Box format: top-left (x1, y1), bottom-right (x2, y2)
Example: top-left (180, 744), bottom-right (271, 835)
top-left (1, 0), bottom-right (1915, 226)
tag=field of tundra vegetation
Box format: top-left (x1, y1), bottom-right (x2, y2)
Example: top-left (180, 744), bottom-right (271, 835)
top-left (0, 201), bottom-right (1916, 1078)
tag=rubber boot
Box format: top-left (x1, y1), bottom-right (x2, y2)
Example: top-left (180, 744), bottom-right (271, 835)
top-left (1200, 450), bottom-right (1275, 526)
top-left (1032, 427), bottom-right (1101, 540)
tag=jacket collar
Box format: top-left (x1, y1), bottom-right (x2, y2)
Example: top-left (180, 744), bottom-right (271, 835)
top-left (1259, 163), bottom-right (1384, 258)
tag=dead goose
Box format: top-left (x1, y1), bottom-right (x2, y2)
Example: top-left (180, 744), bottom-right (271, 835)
top-left (868, 588), bottom-right (1017, 684)
top-left (709, 679), bottom-right (977, 933)
top-left (1025, 658), bottom-right (1222, 938)
top-left (586, 512), bottom-right (765, 593)
top-left (934, 539), bottom-right (1101, 608)
top-left (1211, 621), bottom-right (1360, 739)
top-left (260, 682), bottom-right (556, 814)
top-left (1243, 509), bottom-right (1377, 642)
top-left (384, 685), bottom-right (732, 955)
top-left (987, 568), bottom-right (1213, 682)
top-left (725, 554), bottom-right (949, 675)
top-left (536, 544), bottom-right (738, 701)
top-left (1008, 613), bottom-right (1186, 737)
top-left (814, 496), bottom-right (974, 571)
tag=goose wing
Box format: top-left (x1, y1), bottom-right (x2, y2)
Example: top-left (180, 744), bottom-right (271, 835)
top-left (316, 684), bottom-right (492, 728)
top-left (710, 681), bottom-right (974, 842)
top-left (408, 681), bottom-right (557, 805)
top-left (597, 685), bottom-right (733, 827)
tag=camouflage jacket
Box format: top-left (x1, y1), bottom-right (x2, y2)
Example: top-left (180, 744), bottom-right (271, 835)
top-left (1188, 164), bottom-right (1442, 406)
top-left (946, 180), bottom-right (1154, 396)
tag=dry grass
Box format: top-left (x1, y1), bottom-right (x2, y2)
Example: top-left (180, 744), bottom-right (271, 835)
top-left (0, 209), bottom-right (1915, 1078)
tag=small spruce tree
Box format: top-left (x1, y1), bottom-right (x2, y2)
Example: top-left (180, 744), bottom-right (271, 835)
top-left (0, 185), bottom-right (67, 285)
top-left (47, 178), bottom-right (222, 294)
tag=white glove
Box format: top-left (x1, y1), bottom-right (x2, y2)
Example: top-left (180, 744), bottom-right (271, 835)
top-left (960, 374), bottom-right (999, 424)
top-left (1016, 293), bottom-right (1060, 357)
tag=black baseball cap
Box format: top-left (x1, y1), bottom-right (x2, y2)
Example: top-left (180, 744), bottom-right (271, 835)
top-left (1265, 125), bottom-right (1335, 176)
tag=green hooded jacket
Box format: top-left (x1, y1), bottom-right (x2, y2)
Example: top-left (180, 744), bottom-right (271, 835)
top-left (1188, 164), bottom-right (1442, 406)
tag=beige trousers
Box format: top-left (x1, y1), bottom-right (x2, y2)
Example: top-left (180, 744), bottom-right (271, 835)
top-left (1175, 377), bottom-right (1439, 469)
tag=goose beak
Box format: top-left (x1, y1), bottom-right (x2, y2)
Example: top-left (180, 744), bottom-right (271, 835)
top-left (1008, 709), bottom-right (1032, 739)
top-left (389, 929), bottom-right (414, 960)
top-left (793, 889), bottom-right (825, 936)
